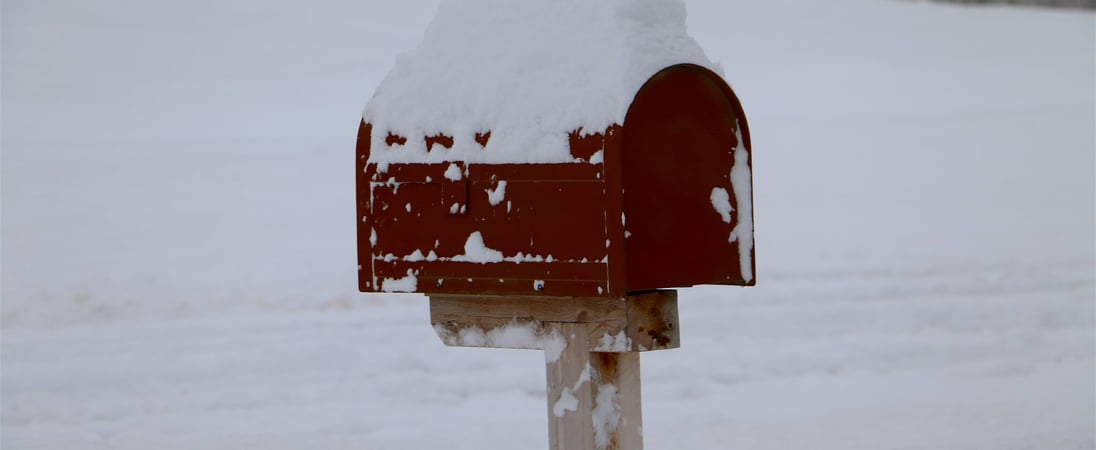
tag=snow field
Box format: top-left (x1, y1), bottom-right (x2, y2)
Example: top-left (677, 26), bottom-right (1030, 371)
top-left (2, 0), bottom-right (1093, 448)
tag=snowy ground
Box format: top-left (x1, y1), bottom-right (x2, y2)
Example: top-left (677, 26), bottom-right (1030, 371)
top-left (2, 0), bottom-right (1094, 449)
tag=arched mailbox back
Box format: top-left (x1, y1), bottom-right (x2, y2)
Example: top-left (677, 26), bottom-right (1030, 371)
top-left (357, 64), bottom-right (754, 297)
top-left (620, 64), bottom-right (755, 291)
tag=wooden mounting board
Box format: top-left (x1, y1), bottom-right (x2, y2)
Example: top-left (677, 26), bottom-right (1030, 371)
top-left (429, 290), bottom-right (679, 353)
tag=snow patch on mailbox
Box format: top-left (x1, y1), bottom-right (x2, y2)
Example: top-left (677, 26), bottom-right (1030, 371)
top-left (452, 232), bottom-right (504, 264)
top-left (710, 187), bottom-right (732, 223)
top-left (363, 0), bottom-right (718, 164)
top-left (729, 127), bottom-right (754, 282)
top-left (381, 269), bottom-right (418, 292)
top-left (485, 181), bottom-right (507, 206)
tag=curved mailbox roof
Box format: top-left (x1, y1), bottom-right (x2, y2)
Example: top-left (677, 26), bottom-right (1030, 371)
top-left (362, 0), bottom-right (720, 165)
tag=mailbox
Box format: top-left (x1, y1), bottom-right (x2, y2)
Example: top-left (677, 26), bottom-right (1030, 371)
top-left (356, 63), bottom-right (754, 298)
top-left (356, 5), bottom-right (753, 447)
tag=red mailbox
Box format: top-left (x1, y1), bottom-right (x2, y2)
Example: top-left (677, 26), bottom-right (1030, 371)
top-left (356, 64), bottom-right (754, 298)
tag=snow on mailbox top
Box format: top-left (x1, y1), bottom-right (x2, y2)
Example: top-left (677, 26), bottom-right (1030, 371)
top-left (363, 0), bottom-right (719, 165)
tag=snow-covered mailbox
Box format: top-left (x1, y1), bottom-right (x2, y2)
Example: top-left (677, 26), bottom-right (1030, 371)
top-left (356, 1), bottom-right (753, 449)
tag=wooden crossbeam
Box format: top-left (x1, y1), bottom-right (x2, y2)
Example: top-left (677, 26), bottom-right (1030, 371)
top-left (430, 290), bottom-right (679, 353)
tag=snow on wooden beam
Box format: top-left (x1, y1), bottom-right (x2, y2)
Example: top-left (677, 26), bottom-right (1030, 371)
top-left (429, 290), bottom-right (679, 354)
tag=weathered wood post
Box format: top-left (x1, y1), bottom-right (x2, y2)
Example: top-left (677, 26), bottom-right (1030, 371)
top-left (430, 292), bottom-right (678, 449)
top-left (355, 3), bottom-right (754, 448)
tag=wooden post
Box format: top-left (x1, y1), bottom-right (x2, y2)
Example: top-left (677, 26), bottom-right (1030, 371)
top-left (591, 352), bottom-right (643, 450)
top-left (547, 322), bottom-right (594, 449)
top-left (430, 290), bottom-right (677, 450)
top-left (546, 339), bottom-right (645, 450)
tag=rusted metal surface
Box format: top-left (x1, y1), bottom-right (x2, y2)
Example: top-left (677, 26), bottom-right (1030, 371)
top-left (356, 63), bottom-right (753, 297)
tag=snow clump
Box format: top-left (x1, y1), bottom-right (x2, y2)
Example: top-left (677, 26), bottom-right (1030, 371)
top-left (452, 231), bottom-right (504, 263)
top-left (710, 187), bottom-right (732, 223)
top-left (363, 0), bottom-right (718, 165)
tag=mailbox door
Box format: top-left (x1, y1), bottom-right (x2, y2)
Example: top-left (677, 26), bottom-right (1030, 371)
top-left (620, 64), bottom-right (755, 291)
